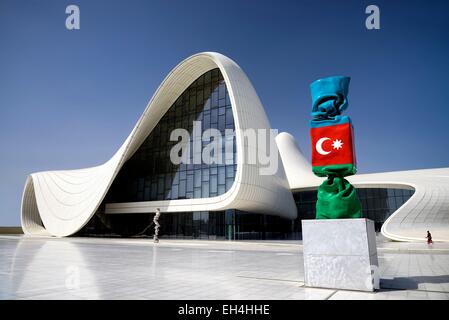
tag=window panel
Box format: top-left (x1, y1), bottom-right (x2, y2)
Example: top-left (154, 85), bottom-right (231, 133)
top-left (179, 180), bottom-right (186, 198)
top-left (219, 82), bottom-right (226, 99)
top-left (211, 108), bottom-right (218, 124)
top-left (197, 90), bottom-right (204, 105)
top-left (187, 174), bottom-right (194, 192)
top-left (202, 182), bottom-right (210, 197)
top-left (226, 177), bottom-right (234, 190)
top-left (202, 168), bottom-right (209, 181)
top-left (210, 175), bottom-right (218, 193)
top-left (212, 90), bottom-right (219, 108)
top-left (226, 108), bottom-right (233, 126)
top-left (218, 166), bottom-right (225, 185)
top-left (171, 185), bottom-right (178, 199)
top-left (194, 170), bottom-right (202, 188)
top-left (225, 165), bottom-right (234, 178)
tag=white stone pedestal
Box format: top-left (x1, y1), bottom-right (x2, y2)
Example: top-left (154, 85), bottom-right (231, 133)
top-left (302, 218), bottom-right (379, 292)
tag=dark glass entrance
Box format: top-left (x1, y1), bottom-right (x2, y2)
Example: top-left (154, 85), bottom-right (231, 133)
top-left (76, 187), bottom-right (414, 239)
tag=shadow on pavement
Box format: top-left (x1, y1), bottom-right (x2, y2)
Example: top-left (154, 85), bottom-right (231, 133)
top-left (380, 275), bottom-right (449, 290)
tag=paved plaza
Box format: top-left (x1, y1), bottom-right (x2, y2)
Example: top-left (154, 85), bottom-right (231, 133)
top-left (0, 235), bottom-right (448, 300)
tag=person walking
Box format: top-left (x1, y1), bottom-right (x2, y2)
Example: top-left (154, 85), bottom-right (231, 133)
top-left (426, 230), bottom-right (433, 246)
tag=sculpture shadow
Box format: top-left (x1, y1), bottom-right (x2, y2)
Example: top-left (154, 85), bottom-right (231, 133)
top-left (380, 275), bottom-right (449, 290)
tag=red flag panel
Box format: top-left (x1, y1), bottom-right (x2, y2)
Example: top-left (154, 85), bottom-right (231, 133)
top-left (310, 123), bottom-right (356, 167)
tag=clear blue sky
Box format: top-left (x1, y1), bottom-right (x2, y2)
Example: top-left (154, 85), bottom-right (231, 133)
top-left (1, 0), bottom-right (449, 226)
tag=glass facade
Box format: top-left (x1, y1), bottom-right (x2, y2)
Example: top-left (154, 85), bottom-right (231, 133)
top-left (105, 68), bottom-right (237, 203)
top-left (77, 187), bottom-right (414, 238)
top-left (77, 210), bottom-right (296, 240)
top-left (293, 187), bottom-right (415, 232)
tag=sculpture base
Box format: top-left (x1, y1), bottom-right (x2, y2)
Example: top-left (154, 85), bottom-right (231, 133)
top-left (302, 218), bottom-right (379, 292)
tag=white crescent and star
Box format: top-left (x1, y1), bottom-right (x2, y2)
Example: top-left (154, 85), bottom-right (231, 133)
top-left (316, 137), bottom-right (331, 155)
top-left (315, 137), bottom-right (344, 155)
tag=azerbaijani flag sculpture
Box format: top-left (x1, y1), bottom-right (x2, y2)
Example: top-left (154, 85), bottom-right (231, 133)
top-left (309, 76), bottom-right (362, 219)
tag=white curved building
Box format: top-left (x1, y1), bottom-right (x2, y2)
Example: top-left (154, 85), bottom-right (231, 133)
top-left (21, 52), bottom-right (449, 242)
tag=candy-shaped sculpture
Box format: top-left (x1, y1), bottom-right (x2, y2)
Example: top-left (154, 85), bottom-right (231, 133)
top-left (309, 76), bottom-right (362, 219)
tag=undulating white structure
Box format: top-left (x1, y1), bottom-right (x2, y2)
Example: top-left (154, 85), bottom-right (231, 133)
top-left (21, 52), bottom-right (449, 242)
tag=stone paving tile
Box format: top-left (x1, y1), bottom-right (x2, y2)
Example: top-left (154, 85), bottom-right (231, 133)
top-left (0, 236), bottom-right (448, 300)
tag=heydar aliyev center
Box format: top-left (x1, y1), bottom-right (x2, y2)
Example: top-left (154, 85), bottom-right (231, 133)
top-left (21, 52), bottom-right (449, 242)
